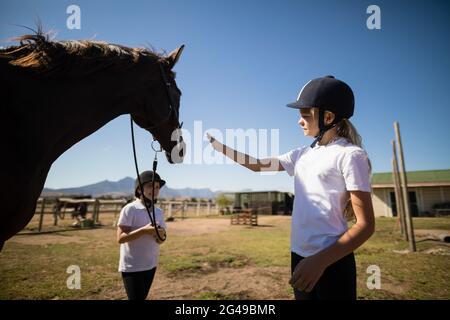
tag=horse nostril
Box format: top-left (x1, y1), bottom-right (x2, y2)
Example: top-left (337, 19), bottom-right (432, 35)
top-left (165, 151), bottom-right (174, 164)
top-left (179, 145), bottom-right (185, 157)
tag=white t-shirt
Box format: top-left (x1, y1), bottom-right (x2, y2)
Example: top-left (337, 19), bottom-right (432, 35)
top-left (276, 137), bottom-right (371, 257)
top-left (117, 200), bottom-right (166, 272)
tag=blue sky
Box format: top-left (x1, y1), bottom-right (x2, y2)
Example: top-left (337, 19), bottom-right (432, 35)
top-left (1, 0), bottom-right (449, 192)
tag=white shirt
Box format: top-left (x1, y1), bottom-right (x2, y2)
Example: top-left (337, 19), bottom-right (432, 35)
top-left (117, 200), bottom-right (166, 272)
top-left (276, 137), bottom-right (371, 257)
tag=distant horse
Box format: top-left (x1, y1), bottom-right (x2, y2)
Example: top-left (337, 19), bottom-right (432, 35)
top-left (0, 30), bottom-right (186, 249)
top-left (53, 196), bottom-right (91, 220)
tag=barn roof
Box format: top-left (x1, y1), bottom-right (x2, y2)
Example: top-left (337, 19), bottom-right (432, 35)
top-left (372, 169), bottom-right (450, 188)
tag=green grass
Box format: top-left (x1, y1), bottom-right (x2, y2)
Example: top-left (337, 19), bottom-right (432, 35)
top-left (0, 216), bottom-right (449, 299)
top-left (196, 291), bottom-right (236, 300)
top-left (353, 217), bottom-right (450, 299)
top-left (0, 236), bottom-right (122, 299)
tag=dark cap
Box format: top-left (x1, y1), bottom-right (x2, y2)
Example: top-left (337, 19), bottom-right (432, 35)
top-left (135, 171), bottom-right (166, 197)
top-left (286, 75), bottom-right (354, 121)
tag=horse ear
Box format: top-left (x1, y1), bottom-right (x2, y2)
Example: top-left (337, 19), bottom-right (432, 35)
top-left (166, 45), bottom-right (185, 69)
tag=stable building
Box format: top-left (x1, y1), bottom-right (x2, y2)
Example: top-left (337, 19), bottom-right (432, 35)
top-left (222, 169), bottom-right (450, 217)
top-left (371, 169), bottom-right (450, 217)
top-left (223, 191), bottom-right (294, 215)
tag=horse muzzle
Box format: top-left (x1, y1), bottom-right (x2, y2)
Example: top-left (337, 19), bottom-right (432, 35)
top-left (165, 135), bottom-right (185, 164)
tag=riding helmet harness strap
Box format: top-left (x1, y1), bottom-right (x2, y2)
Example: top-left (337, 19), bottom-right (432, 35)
top-left (311, 109), bottom-right (334, 148)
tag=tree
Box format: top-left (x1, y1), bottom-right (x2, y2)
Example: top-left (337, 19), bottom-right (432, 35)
top-left (216, 194), bottom-right (233, 214)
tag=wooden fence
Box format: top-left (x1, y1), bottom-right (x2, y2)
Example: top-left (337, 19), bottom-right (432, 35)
top-left (33, 197), bottom-right (127, 232)
top-left (230, 208), bottom-right (258, 226)
top-left (30, 198), bottom-right (221, 233)
top-left (158, 201), bottom-right (220, 219)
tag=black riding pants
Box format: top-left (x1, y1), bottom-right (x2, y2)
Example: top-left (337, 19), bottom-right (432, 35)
top-left (121, 268), bottom-right (156, 300)
top-left (291, 251), bottom-right (357, 300)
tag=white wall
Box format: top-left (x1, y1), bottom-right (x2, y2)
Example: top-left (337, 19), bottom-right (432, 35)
top-left (371, 186), bottom-right (450, 216)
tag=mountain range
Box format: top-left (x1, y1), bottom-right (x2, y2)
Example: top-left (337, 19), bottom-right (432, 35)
top-left (41, 177), bottom-right (236, 199)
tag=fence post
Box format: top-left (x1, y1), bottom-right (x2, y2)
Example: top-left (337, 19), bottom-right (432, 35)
top-left (93, 199), bottom-right (100, 223)
top-left (392, 158), bottom-right (404, 236)
top-left (38, 198), bottom-right (46, 232)
top-left (394, 122), bottom-right (416, 252)
top-left (168, 203), bottom-right (173, 219)
top-left (182, 201), bottom-right (186, 220)
top-left (113, 204), bottom-right (119, 226)
top-left (392, 141), bottom-right (407, 240)
top-left (53, 200), bottom-right (59, 226)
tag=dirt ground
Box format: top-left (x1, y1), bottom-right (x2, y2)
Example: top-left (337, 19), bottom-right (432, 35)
top-left (8, 216), bottom-right (293, 300)
top-left (12, 217), bottom-right (232, 245)
top-left (151, 266), bottom-right (290, 300)
top-left (155, 217), bottom-right (291, 299)
top-left (6, 216), bottom-right (450, 300)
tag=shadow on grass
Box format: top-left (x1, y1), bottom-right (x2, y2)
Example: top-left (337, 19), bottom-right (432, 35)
top-left (17, 226), bottom-right (109, 236)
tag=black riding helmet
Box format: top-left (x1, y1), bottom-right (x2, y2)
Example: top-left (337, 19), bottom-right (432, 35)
top-left (134, 170), bottom-right (166, 198)
top-left (286, 75), bottom-right (354, 148)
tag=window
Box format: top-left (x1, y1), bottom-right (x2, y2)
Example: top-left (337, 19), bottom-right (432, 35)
top-left (389, 191), bottom-right (419, 217)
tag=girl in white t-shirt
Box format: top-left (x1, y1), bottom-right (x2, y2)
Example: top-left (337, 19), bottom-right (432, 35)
top-left (208, 76), bottom-right (375, 300)
top-left (117, 171), bottom-right (167, 300)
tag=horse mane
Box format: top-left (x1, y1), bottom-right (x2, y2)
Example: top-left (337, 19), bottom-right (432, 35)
top-left (0, 28), bottom-right (168, 77)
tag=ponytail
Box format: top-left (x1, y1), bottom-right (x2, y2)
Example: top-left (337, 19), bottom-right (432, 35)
top-left (336, 118), bottom-right (362, 148)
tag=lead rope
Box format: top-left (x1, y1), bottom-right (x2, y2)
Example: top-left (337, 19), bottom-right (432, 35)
top-left (150, 140), bottom-right (166, 241)
top-left (130, 116), bottom-right (166, 242)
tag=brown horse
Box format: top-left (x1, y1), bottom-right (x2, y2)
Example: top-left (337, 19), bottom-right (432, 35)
top-left (0, 30), bottom-right (186, 249)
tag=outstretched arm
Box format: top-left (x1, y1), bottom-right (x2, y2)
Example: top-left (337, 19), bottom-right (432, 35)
top-left (207, 133), bottom-right (284, 172)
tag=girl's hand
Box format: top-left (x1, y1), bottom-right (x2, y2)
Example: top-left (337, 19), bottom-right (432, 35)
top-left (206, 133), bottom-right (215, 143)
top-left (154, 227), bottom-right (166, 244)
top-left (141, 223), bottom-right (156, 235)
top-left (289, 255), bottom-right (327, 293)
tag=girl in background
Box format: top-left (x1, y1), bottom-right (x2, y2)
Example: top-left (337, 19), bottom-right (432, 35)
top-left (117, 171), bottom-right (167, 300)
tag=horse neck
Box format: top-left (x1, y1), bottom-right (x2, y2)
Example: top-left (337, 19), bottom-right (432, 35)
top-left (31, 65), bottom-right (158, 165)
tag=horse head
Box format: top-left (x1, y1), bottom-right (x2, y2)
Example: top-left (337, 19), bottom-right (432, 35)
top-left (130, 46), bottom-right (186, 164)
